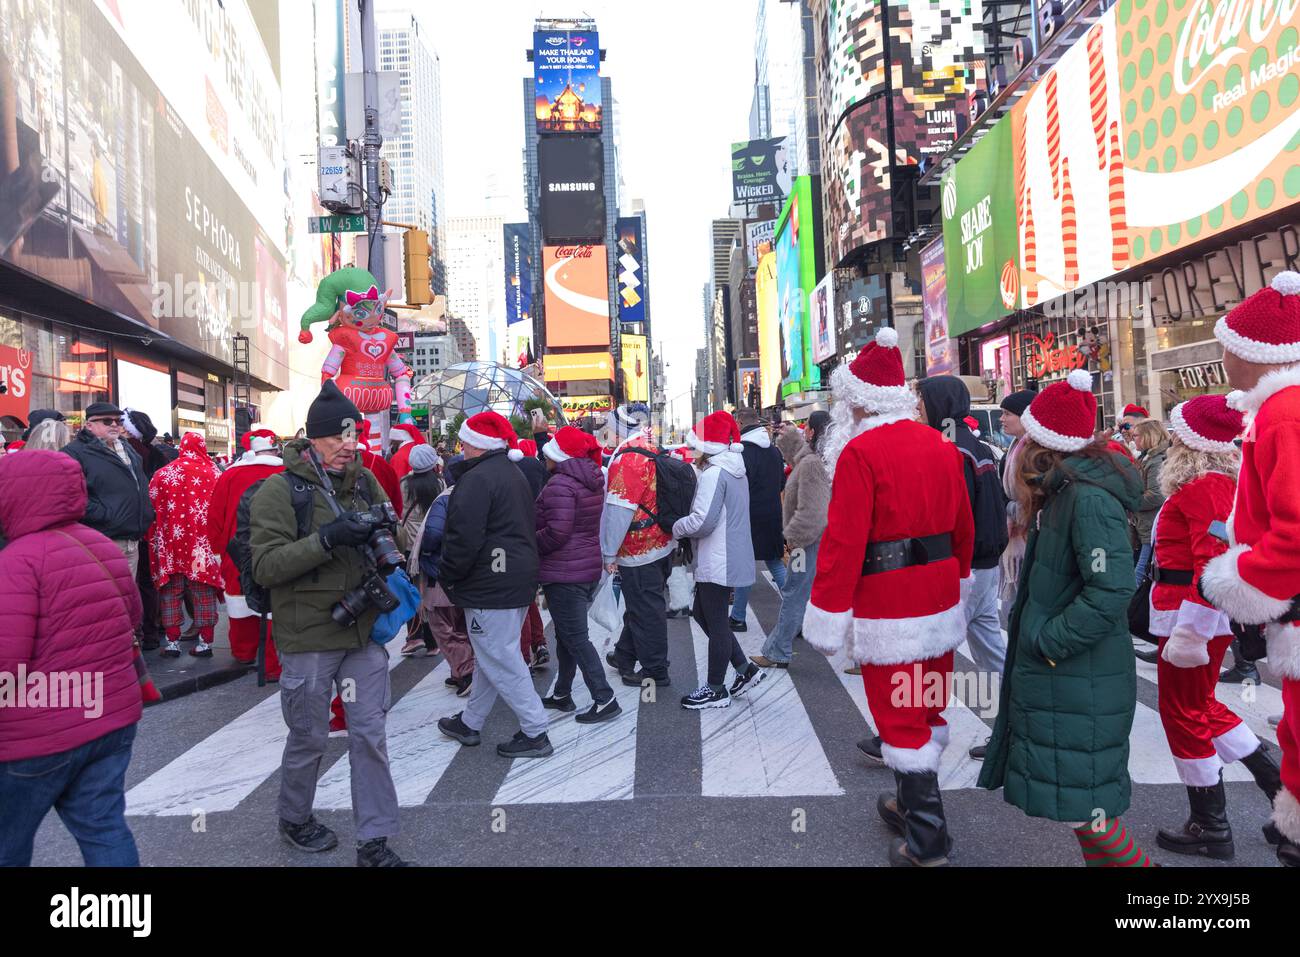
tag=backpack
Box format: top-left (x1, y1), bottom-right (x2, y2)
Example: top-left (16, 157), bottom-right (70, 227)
top-left (227, 471), bottom-right (375, 614)
top-left (616, 446), bottom-right (697, 538)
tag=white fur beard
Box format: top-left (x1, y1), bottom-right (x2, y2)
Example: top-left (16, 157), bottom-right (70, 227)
top-left (820, 400), bottom-right (870, 477)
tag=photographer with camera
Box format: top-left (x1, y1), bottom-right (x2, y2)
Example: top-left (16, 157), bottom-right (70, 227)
top-left (249, 381), bottom-right (409, 867)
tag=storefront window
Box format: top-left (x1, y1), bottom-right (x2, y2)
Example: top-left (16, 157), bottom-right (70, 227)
top-left (1007, 314), bottom-right (1117, 428)
top-left (49, 325), bottom-right (111, 428)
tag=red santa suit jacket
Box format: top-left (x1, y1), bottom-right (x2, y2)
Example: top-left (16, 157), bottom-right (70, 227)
top-left (206, 451), bottom-right (285, 618)
top-left (1202, 366), bottom-right (1300, 680)
top-left (147, 432), bottom-right (224, 590)
top-left (362, 449), bottom-right (403, 515)
top-left (1148, 471), bottom-right (1235, 639)
top-left (804, 413), bottom-right (975, 664)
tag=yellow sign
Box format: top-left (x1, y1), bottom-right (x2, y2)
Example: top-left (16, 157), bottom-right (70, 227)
top-left (543, 351), bottom-right (614, 382)
top-left (620, 334), bottom-right (649, 403)
top-left (756, 251), bottom-right (780, 408)
top-left (559, 394), bottom-right (613, 419)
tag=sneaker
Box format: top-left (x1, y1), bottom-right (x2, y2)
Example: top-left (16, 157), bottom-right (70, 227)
top-left (1219, 661), bottom-right (1261, 684)
top-left (729, 663), bottom-right (767, 699)
top-left (454, 675), bottom-right (473, 698)
top-left (438, 713), bottom-right (481, 746)
top-left (606, 652), bottom-right (634, 672)
top-left (497, 730), bottom-right (554, 758)
top-left (541, 693), bottom-right (576, 713)
top-left (681, 684), bottom-right (730, 710)
top-left (279, 816), bottom-right (338, 853)
top-left (356, 837), bottom-right (411, 867)
top-left (969, 739), bottom-right (989, 760)
top-left (728, 617), bottom-right (747, 632)
top-left (531, 646), bottom-right (551, 668)
top-left (750, 654), bottom-right (789, 669)
top-left (189, 640), bottom-right (214, 658)
top-left (857, 735), bottom-right (886, 767)
top-left (400, 638), bottom-right (427, 657)
top-left (445, 676), bottom-right (460, 687)
top-left (576, 696), bottom-right (622, 724)
top-left (622, 670), bottom-right (671, 688)
top-left (159, 639), bottom-right (182, 658)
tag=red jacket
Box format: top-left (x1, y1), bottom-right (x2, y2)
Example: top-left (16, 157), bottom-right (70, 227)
top-left (1202, 369), bottom-right (1300, 679)
top-left (147, 432), bottom-right (223, 589)
top-left (206, 452), bottom-right (285, 616)
top-left (0, 450), bottom-right (143, 761)
top-left (805, 414), bottom-right (975, 665)
top-left (1148, 471), bottom-right (1235, 638)
top-left (363, 450), bottom-right (403, 515)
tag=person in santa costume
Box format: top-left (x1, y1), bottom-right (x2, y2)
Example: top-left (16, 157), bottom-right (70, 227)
top-left (206, 429), bottom-right (285, 681)
top-left (388, 422), bottom-right (427, 482)
top-left (1147, 393), bottom-right (1282, 859)
top-left (978, 370), bottom-right (1153, 867)
top-left (147, 433), bottom-right (225, 658)
top-left (1199, 270), bottom-right (1300, 867)
top-left (355, 420), bottom-right (403, 515)
top-left (802, 327), bottom-right (974, 866)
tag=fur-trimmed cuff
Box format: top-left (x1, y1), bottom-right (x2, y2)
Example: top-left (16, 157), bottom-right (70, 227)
top-left (881, 735), bottom-right (944, 773)
top-left (852, 601), bottom-right (967, 666)
top-left (1266, 622), bottom-right (1300, 680)
top-left (1273, 786), bottom-right (1300, 844)
top-left (1199, 545), bottom-right (1294, 625)
top-left (1160, 623), bottom-right (1213, 669)
top-left (803, 603), bottom-right (852, 658)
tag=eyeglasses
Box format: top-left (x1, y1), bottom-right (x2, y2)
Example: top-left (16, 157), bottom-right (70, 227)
top-left (1119, 422), bottom-right (1134, 431)
top-left (89, 417), bottom-right (124, 427)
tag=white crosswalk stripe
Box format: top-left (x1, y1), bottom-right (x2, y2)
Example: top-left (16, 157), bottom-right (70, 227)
top-left (123, 575), bottom-right (1287, 815)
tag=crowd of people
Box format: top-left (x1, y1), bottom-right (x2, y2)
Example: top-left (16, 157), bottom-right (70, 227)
top-left (2, 272), bottom-right (1299, 869)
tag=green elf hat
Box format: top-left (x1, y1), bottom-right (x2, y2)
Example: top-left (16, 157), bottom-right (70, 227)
top-left (299, 267), bottom-right (383, 340)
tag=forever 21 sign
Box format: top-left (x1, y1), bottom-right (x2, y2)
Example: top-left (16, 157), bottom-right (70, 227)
top-left (1176, 361), bottom-right (1228, 391)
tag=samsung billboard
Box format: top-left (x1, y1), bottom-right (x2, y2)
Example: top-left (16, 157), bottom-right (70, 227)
top-left (539, 137), bottom-right (606, 244)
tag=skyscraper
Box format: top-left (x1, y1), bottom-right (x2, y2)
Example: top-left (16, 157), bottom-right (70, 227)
top-left (446, 215), bottom-right (506, 365)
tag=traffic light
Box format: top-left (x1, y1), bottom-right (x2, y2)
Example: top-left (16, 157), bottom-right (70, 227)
top-left (403, 228), bottom-right (433, 305)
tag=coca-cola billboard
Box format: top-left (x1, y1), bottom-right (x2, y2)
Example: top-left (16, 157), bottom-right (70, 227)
top-left (542, 244), bottom-right (610, 348)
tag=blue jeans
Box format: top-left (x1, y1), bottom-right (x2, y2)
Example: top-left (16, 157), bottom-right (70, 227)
top-left (0, 723), bottom-right (139, 866)
top-left (1134, 543), bottom-right (1153, 587)
top-left (731, 557), bottom-right (788, 621)
top-left (761, 541), bottom-right (819, 662)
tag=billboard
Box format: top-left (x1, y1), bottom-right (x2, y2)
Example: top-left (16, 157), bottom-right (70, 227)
top-left (534, 29), bottom-right (602, 133)
top-left (543, 351), bottom-right (614, 382)
top-left (559, 394), bottom-right (613, 418)
top-left (756, 251), bottom-right (781, 408)
top-left (774, 177), bottom-right (821, 397)
top-left (735, 358), bottom-right (761, 410)
top-left (745, 219), bottom-right (777, 268)
top-left (539, 138), bottom-right (606, 243)
top-left (0, 0), bottom-right (291, 388)
top-left (503, 223), bottom-right (534, 329)
top-left (921, 237), bottom-right (959, 376)
top-left (616, 216), bottom-right (646, 325)
top-left (838, 272), bottom-right (888, 350)
top-left (824, 97), bottom-right (894, 267)
top-left (889, 1), bottom-right (986, 159)
top-left (731, 137), bottom-right (793, 208)
top-left (542, 245), bottom-right (610, 348)
top-left (620, 333), bottom-right (649, 402)
top-left (811, 274), bottom-right (837, 364)
top-left (940, 118), bottom-right (1019, 336)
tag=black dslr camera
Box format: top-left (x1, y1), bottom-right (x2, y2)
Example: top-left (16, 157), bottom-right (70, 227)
top-left (331, 502), bottom-right (405, 627)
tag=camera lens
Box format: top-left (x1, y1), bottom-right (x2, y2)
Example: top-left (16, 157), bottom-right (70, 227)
top-left (331, 587), bottom-right (367, 628)
top-left (367, 529), bottom-right (404, 571)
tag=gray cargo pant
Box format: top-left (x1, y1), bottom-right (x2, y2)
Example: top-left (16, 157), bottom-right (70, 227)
top-left (278, 642), bottom-right (399, 841)
top-left (462, 606), bottom-right (548, 738)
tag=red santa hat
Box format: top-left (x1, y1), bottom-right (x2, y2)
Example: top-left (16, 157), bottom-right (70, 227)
top-left (459, 411), bottom-right (524, 461)
top-left (962, 415), bottom-right (980, 437)
top-left (543, 425), bottom-right (603, 466)
top-left (391, 422), bottom-right (424, 447)
top-left (518, 438), bottom-right (538, 458)
top-left (1215, 271), bottom-right (1300, 364)
top-left (1020, 368), bottom-right (1098, 452)
top-left (1122, 403), bottom-right (1150, 418)
top-left (830, 327), bottom-right (915, 413)
top-left (354, 418), bottom-right (376, 452)
top-left (1168, 393), bottom-right (1245, 453)
top-left (687, 410), bottom-right (743, 456)
top-left (241, 428), bottom-right (279, 454)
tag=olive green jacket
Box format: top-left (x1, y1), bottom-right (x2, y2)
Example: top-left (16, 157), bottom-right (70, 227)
top-left (249, 439), bottom-right (388, 654)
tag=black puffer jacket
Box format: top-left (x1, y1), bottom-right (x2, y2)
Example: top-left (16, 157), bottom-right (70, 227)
top-left (60, 430), bottom-right (155, 541)
top-left (439, 449), bottom-right (539, 609)
top-left (739, 424), bottom-right (786, 561)
top-left (920, 377), bottom-right (1008, 570)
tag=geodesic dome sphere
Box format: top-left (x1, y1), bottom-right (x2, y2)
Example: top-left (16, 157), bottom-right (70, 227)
top-left (411, 362), bottom-right (566, 429)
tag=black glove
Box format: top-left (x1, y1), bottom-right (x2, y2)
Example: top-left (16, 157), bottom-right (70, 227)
top-left (319, 512), bottom-right (372, 551)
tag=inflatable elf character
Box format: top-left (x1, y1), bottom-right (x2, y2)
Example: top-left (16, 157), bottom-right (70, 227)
top-left (298, 267), bottom-right (414, 425)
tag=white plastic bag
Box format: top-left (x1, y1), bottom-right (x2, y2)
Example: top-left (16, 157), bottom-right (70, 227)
top-left (590, 573), bottom-right (623, 634)
top-left (667, 565), bottom-right (693, 612)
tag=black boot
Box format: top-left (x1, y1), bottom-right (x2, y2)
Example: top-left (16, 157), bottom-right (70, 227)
top-left (1156, 775), bottom-right (1234, 859)
top-left (1239, 742), bottom-right (1282, 800)
top-left (888, 770), bottom-right (951, 867)
top-left (1279, 839), bottom-right (1300, 867)
top-left (1218, 660), bottom-right (1260, 684)
top-left (877, 777), bottom-right (905, 836)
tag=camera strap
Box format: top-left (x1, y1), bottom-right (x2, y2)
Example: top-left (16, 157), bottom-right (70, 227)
top-left (303, 448), bottom-right (348, 520)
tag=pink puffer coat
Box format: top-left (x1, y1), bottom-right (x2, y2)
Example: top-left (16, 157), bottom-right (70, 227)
top-left (0, 449), bottom-right (143, 762)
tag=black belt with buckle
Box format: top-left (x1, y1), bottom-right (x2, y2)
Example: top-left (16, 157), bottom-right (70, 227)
top-left (861, 533), bottom-right (953, 576)
top-left (1152, 567), bottom-right (1193, 586)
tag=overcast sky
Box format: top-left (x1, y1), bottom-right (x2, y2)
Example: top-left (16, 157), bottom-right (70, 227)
top-left (397, 0), bottom-right (759, 412)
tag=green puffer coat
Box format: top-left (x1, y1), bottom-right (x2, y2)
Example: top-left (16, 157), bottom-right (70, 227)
top-left (249, 439), bottom-right (388, 655)
top-left (977, 451), bottom-right (1142, 822)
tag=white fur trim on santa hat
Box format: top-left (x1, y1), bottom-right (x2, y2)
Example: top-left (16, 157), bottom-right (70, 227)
top-left (1167, 402), bottom-right (1238, 453)
top-left (459, 421), bottom-right (511, 453)
top-left (1232, 363), bottom-right (1300, 413)
top-left (228, 452), bottom-right (283, 470)
top-left (851, 600), bottom-right (967, 665)
top-left (1019, 405), bottom-right (1091, 452)
top-left (1273, 784), bottom-right (1300, 844)
top-left (686, 429), bottom-right (743, 457)
top-left (1199, 544), bottom-right (1295, 624)
top-left (507, 448), bottom-right (524, 461)
top-left (874, 326), bottom-right (899, 349)
top-left (543, 439), bottom-right (570, 463)
top-left (121, 409), bottom-right (144, 442)
top-left (1266, 621), bottom-right (1300, 681)
top-left (829, 363), bottom-right (917, 413)
top-left (1215, 316), bottom-right (1300, 364)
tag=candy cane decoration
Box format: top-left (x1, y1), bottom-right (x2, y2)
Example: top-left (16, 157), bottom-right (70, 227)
top-left (1108, 120), bottom-right (1128, 269)
top-left (1046, 72), bottom-right (1061, 201)
top-left (1087, 24), bottom-right (1108, 171)
top-left (1062, 156), bottom-right (1079, 289)
top-left (1016, 116), bottom-right (1038, 306)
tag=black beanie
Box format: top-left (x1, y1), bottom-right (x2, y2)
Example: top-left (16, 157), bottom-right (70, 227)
top-left (305, 380), bottom-right (362, 438)
top-left (1000, 389), bottom-right (1038, 417)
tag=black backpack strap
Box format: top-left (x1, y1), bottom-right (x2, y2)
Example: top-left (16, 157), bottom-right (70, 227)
top-left (281, 472), bottom-right (318, 540)
top-left (612, 445), bottom-right (661, 524)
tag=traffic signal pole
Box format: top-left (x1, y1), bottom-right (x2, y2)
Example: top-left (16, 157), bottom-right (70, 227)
top-left (359, 0), bottom-right (385, 292)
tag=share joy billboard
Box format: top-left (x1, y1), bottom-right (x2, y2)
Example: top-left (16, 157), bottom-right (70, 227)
top-left (941, 0), bottom-right (1300, 334)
